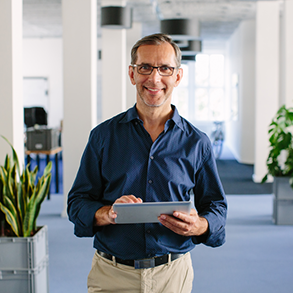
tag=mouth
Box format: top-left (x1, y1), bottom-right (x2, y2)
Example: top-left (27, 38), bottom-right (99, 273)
top-left (144, 86), bottom-right (164, 94)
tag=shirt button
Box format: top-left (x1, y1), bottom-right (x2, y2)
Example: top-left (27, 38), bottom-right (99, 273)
top-left (150, 155), bottom-right (154, 160)
top-left (148, 179), bottom-right (153, 184)
top-left (147, 230), bottom-right (151, 234)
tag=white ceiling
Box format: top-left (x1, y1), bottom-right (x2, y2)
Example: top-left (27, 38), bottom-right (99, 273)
top-left (23, 0), bottom-right (282, 40)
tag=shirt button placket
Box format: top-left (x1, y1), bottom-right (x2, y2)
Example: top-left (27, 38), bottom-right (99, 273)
top-left (148, 155), bottom-right (154, 186)
top-left (146, 148), bottom-right (155, 201)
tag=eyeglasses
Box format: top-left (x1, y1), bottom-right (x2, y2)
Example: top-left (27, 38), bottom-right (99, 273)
top-left (132, 64), bottom-right (178, 76)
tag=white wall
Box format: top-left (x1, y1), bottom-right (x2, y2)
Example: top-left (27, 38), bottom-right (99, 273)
top-left (0, 0), bottom-right (24, 166)
top-left (253, 1), bottom-right (280, 182)
top-left (23, 38), bottom-right (63, 129)
top-left (226, 19), bottom-right (256, 164)
top-left (280, 0), bottom-right (293, 108)
top-left (126, 22), bottom-right (142, 109)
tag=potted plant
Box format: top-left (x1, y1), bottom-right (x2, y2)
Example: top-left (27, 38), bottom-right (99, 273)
top-left (262, 105), bottom-right (293, 225)
top-left (0, 135), bottom-right (51, 293)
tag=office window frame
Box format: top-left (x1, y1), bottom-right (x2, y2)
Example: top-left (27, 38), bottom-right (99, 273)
top-left (173, 53), bottom-right (226, 122)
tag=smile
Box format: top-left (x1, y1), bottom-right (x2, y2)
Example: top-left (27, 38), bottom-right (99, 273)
top-left (145, 87), bottom-right (164, 93)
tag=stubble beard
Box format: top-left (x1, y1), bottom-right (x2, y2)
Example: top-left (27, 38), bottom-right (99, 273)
top-left (137, 87), bottom-right (171, 108)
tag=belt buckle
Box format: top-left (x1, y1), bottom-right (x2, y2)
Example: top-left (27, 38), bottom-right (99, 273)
top-left (134, 258), bottom-right (155, 269)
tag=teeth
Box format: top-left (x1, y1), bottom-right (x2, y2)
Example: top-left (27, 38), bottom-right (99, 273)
top-left (148, 88), bottom-right (159, 92)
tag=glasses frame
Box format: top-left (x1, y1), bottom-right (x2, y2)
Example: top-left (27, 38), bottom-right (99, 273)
top-left (132, 64), bottom-right (179, 76)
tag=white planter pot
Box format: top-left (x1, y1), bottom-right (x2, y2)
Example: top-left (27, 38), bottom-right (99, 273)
top-left (0, 225), bottom-right (49, 293)
top-left (273, 177), bottom-right (293, 225)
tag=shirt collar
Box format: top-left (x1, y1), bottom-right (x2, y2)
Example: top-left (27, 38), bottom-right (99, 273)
top-left (119, 105), bottom-right (141, 124)
top-left (119, 104), bottom-right (185, 132)
top-left (171, 105), bottom-right (184, 132)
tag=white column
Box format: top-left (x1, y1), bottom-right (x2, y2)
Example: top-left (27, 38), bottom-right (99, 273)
top-left (253, 1), bottom-right (280, 182)
top-left (101, 0), bottom-right (127, 121)
top-left (0, 0), bottom-right (24, 165)
top-left (62, 0), bottom-right (97, 217)
top-left (283, 0), bottom-right (293, 107)
top-left (126, 22), bottom-right (142, 109)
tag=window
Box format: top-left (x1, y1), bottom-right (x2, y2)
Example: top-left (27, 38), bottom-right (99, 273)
top-left (173, 54), bottom-right (225, 122)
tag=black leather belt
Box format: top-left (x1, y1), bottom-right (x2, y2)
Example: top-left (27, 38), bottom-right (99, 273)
top-left (97, 250), bottom-right (184, 269)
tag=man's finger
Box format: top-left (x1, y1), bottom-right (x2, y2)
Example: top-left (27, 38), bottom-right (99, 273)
top-left (173, 211), bottom-right (192, 224)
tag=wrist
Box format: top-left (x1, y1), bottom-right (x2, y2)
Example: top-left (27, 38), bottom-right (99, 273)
top-left (94, 206), bottom-right (112, 226)
top-left (197, 216), bottom-right (209, 236)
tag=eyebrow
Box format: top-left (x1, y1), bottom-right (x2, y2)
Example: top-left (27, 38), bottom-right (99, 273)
top-left (138, 63), bottom-right (173, 67)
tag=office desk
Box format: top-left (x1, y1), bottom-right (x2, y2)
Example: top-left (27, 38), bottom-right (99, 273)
top-left (25, 147), bottom-right (62, 199)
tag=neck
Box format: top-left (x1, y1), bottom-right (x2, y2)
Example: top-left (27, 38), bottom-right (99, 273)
top-left (136, 103), bottom-right (173, 142)
top-left (137, 103), bottom-right (173, 125)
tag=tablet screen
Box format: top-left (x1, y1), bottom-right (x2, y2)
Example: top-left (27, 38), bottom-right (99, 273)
top-left (113, 201), bottom-right (192, 224)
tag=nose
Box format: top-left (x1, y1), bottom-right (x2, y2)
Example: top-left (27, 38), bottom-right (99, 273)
top-left (148, 67), bottom-right (161, 82)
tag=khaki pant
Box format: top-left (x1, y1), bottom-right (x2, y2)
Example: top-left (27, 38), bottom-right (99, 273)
top-left (87, 251), bottom-right (194, 293)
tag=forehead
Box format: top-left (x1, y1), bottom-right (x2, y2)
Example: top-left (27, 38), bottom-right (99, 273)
top-left (136, 43), bottom-right (177, 65)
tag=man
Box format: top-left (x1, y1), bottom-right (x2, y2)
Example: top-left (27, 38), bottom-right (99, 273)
top-left (67, 33), bottom-right (227, 293)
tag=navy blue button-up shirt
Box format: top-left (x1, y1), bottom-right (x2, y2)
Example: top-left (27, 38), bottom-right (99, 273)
top-left (68, 105), bottom-right (227, 260)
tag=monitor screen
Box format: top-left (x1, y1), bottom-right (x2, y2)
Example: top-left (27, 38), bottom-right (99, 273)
top-left (24, 107), bottom-right (47, 128)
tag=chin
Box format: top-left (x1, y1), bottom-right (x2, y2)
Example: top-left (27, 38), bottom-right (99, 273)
top-left (143, 99), bottom-right (166, 108)
top-left (140, 95), bottom-right (170, 108)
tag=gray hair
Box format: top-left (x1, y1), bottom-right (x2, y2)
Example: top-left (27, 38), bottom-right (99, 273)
top-left (130, 33), bottom-right (182, 68)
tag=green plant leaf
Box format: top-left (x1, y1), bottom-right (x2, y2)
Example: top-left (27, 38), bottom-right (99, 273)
top-left (4, 154), bottom-right (10, 171)
top-left (0, 135), bottom-right (20, 177)
top-left (24, 165), bottom-right (34, 199)
top-left (0, 166), bottom-right (8, 184)
top-left (23, 172), bottom-right (51, 237)
top-left (7, 164), bottom-right (18, 205)
top-left (0, 166), bottom-right (15, 206)
top-left (0, 197), bottom-right (19, 236)
top-left (17, 182), bottom-right (25, 234)
top-left (32, 174), bottom-right (51, 230)
top-left (22, 189), bottom-right (37, 237)
top-left (29, 165), bottom-right (39, 187)
top-left (261, 174), bottom-right (268, 183)
top-left (287, 112), bottom-right (293, 122)
top-left (43, 161), bottom-right (52, 177)
top-left (263, 105), bottom-right (293, 181)
top-left (0, 167), bottom-right (6, 200)
top-left (1, 135), bottom-right (52, 237)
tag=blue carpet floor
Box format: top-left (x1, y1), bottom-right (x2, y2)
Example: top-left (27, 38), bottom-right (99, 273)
top-left (216, 160), bottom-right (273, 195)
top-left (38, 194), bottom-right (293, 293)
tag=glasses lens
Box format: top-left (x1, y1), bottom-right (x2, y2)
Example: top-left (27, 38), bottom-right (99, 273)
top-left (135, 65), bottom-right (174, 76)
top-left (137, 65), bottom-right (153, 75)
top-left (158, 66), bottom-right (174, 76)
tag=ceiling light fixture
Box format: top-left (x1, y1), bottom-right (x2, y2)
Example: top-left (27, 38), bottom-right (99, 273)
top-left (182, 55), bottom-right (196, 61)
top-left (101, 6), bottom-right (132, 29)
top-left (180, 40), bottom-right (202, 55)
top-left (160, 18), bottom-right (200, 40)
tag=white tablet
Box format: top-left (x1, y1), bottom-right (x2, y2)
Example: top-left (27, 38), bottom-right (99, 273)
top-left (113, 201), bottom-right (192, 224)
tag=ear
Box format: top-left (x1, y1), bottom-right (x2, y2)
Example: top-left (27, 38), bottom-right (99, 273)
top-left (128, 65), bottom-right (136, 85)
top-left (174, 67), bottom-right (183, 87)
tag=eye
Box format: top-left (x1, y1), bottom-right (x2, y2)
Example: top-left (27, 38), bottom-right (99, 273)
top-left (159, 66), bottom-right (172, 72)
top-left (139, 65), bottom-right (151, 71)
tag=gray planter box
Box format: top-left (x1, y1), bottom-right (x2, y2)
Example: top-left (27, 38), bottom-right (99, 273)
top-left (0, 226), bottom-right (49, 293)
top-left (273, 177), bottom-right (293, 225)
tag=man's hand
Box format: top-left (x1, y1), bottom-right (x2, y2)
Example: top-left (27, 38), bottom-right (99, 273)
top-left (94, 195), bottom-right (142, 227)
top-left (158, 208), bottom-right (209, 237)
